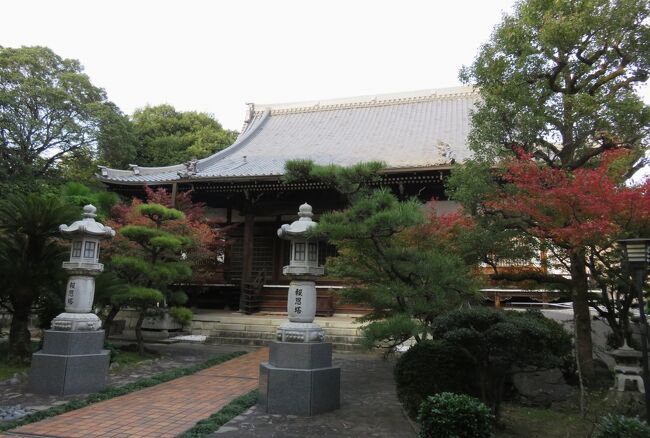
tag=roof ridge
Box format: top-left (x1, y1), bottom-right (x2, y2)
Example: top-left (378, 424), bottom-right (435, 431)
top-left (253, 86), bottom-right (476, 116)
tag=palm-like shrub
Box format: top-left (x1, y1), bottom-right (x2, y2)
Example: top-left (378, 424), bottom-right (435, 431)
top-left (0, 193), bottom-right (76, 361)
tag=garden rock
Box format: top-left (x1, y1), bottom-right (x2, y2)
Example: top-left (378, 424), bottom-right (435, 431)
top-left (513, 368), bottom-right (573, 407)
top-left (0, 405), bottom-right (36, 421)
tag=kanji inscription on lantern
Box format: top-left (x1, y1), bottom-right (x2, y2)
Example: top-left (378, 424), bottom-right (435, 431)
top-left (67, 281), bottom-right (75, 305)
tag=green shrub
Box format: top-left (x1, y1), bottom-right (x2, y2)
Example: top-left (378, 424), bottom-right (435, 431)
top-left (169, 306), bottom-right (193, 327)
top-left (595, 414), bottom-right (650, 438)
top-left (430, 308), bottom-right (572, 417)
top-left (394, 340), bottom-right (479, 419)
top-left (103, 341), bottom-right (118, 363)
top-left (417, 392), bottom-right (493, 438)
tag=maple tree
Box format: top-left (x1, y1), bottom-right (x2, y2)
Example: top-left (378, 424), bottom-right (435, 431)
top-left (451, 150), bottom-right (650, 358)
top-left (457, 0), bottom-right (650, 381)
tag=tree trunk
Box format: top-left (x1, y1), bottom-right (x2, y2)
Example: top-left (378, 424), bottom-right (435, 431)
top-left (570, 250), bottom-right (595, 383)
top-left (103, 304), bottom-right (121, 341)
top-left (8, 288), bottom-right (34, 362)
top-left (135, 311), bottom-right (145, 355)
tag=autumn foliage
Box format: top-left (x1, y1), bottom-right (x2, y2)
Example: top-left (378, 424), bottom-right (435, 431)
top-left (108, 186), bottom-right (225, 283)
top-left (488, 150), bottom-right (650, 247)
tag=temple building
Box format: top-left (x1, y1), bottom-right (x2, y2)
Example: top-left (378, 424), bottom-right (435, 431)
top-left (98, 86), bottom-right (478, 314)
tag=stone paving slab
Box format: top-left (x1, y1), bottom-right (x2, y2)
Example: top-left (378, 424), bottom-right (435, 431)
top-left (210, 352), bottom-right (416, 438)
top-left (7, 348), bottom-right (269, 438)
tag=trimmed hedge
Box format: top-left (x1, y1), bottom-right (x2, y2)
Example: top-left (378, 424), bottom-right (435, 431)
top-left (417, 392), bottom-right (493, 438)
top-left (0, 351), bottom-right (246, 432)
top-left (394, 340), bottom-right (479, 418)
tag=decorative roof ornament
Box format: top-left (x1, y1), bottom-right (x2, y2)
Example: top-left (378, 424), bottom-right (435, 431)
top-left (178, 158), bottom-right (199, 178)
top-left (59, 205), bottom-right (116, 239)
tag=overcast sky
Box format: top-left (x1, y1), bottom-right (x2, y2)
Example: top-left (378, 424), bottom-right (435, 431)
top-left (2, 0), bottom-right (648, 132)
top-left (2, 0), bottom-right (523, 130)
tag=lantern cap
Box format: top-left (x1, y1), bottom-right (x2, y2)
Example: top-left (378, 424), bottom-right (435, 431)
top-left (59, 204), bottom-right (116, 239)
top-left (277, 203), bottom-right (318, 239)
top-left (610, 340), bottom-right (642, 359)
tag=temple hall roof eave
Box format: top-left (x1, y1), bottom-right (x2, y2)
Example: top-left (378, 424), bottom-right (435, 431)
top-left (97, 164), bottom-right (457, 187)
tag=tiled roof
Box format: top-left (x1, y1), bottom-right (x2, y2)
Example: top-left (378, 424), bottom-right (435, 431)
top-left (98, 86), bottom-right (478, 185)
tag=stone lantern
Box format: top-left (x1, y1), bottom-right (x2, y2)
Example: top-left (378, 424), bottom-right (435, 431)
top-left (276, 203), bottom-right (325, 342)
top-left (52, 204), bottom-right (116, 331)
top-left (611, 341), bottom-right (645, 393)
top-left (29, 204), bottom-right (115, 395)
top-left (259, 203), bottom-right (340, 416)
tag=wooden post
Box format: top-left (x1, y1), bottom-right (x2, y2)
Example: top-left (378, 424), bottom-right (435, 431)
top-left (494, 293), bottom-right (501, 309)
top-left (171, 183), bottom-right (178, 209)
top-left (239, 211), bottom-right (255, 311)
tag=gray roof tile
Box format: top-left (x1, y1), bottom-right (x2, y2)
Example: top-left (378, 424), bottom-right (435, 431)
top-left (98, 86), bottom-right (477, 184)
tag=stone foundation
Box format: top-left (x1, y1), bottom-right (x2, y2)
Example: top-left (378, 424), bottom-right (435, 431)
top-left (29, 330), bottom-right (109, 396)
top-left (259, 341), bottom-right (340, 416)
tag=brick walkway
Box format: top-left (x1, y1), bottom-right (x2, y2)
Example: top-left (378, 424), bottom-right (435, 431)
top-left (8, 348), bottom-right (268, 438)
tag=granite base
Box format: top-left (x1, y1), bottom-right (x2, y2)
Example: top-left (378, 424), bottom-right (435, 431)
top-left (259, 341), bottom-right (340, 416)
top-left (29, 329), bottom-right (109, 396)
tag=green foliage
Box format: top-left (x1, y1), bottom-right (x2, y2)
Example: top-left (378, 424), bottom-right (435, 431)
top-left (0, 192), bottom-right (77, 360)
top-left (169, 306), bottom-right (193, 327)
top-left (170, 291), bottom-right (189, 306)
top-left (131, 104), bottom-right (238, 167)
top-left (317, 188), bottom-right (479, 348)
top-left (430, 308), bottom-right (572, 417)
top-left (59, 182), bottom-right (119, 218)
top-left (111, 202), bottom-right (193, 352)
top-left (459, 0), bottom-right (650, 167)
top-left (283, 159), bottom-right (386, 197)
top-left (138, 203), bottom-right (185, 223)
top-left (594, 414), bottom-right (650, 438)
top-left (113, 287), bottom-right (164, 309)
top-left (394, 341), bottom-right (480, 419)
top-left (0, 46), bottom-right (123, 184)
top-left (97, 102), bottom-right (137, 168)
top-left (0, 351), bottom-right (246, 432)
top-left (103, 341), bottom-right (118, 363)
top-left (417, 392), bottom-right (494, 438)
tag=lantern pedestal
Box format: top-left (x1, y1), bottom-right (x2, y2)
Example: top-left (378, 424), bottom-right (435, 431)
top-left (29, 330), bottom-right (110, 395)
top-left (259, 341), bottom-right (340, 416)
top-left (29, 204), bottom-right (115, 396)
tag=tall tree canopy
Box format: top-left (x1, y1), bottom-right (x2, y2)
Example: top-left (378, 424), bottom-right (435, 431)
top-left (0, 46), bottom-right (121, 185)
top-left (460, 0), bottom-right (650, 171)
top-left (454, 0), bottom-right (650, 382)
top-left (131, 104), bottom-right (238, 167)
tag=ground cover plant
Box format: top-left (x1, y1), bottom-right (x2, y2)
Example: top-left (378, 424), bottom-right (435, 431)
top-left (0, 351), bottom-right (245, 432)
top-left (175, 390), bottom-right (258, 438)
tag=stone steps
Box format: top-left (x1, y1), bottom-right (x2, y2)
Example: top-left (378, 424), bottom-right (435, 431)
top-left (206, 335), bottom-right (363, 352)
top-left (192, 313), bottom-right (366, 352)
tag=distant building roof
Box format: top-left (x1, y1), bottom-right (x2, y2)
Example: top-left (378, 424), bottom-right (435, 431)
top-left (97, 86), bottom-right (478, 185)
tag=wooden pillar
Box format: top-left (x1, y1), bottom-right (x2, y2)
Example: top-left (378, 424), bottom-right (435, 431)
top-left (171, 183), bottom-right (178, 208)
top-left (494, 293), bottom-right (501, 309)
top-left (239, 211), bottom-right (255, 311)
